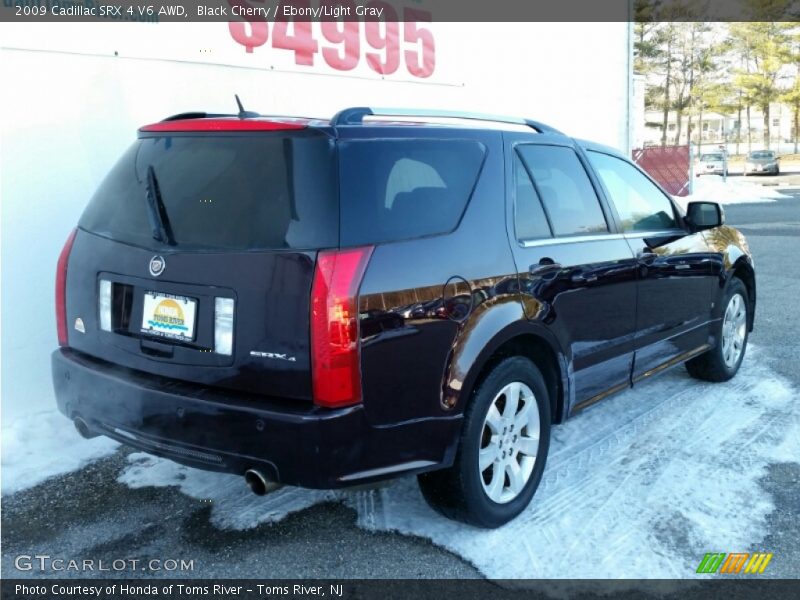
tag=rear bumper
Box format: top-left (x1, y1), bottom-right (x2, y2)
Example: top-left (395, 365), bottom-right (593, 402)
top-left (52, 349), bottom-right (460, 488)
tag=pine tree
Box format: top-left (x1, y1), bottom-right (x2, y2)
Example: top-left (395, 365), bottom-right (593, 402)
top-left (780, 70), bottom-right (800, 153)
top-left (728, 22), bottom-right (795, 148)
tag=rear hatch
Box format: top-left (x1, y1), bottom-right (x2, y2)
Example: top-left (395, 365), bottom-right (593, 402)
top-left (64, 122), bottom-right (338, 402)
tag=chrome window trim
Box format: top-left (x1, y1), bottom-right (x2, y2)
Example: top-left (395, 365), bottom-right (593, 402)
top-left (521, 233), bottom-right (627, 248)
top-left (622, 229), bottom-right (687, 239)
top-left (519, 229), bottom-right (687, 248)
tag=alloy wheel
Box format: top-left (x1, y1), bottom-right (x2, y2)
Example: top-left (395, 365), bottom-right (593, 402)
top-left (721, 292), bottom-right (747, 369)
top-left (478, 381), bottom-right (541, 504)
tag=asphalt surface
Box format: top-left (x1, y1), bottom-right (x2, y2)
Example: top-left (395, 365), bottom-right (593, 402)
top-left (723, 190), bottom-right (800, 579)
top-left (2, 190), bottom-right (799, 581)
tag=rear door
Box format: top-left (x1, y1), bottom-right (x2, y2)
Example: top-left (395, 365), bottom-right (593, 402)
top-left (66, 127), bottom-right (338, 401)
top-left (505, 135), bottom-right (639, 411)
top-left (585, 149), bottom-right (716, 381)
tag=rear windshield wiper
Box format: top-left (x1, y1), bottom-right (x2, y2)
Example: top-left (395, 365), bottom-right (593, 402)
top-left (145, 165), bottom-right (175, 245)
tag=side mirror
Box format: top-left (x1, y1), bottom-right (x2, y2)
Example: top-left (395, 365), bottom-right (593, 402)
top-left (686, 201), bottom-right (724, 231)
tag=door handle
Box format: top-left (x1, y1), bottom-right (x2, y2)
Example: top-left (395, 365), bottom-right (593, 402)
top-left (636, 250), bottom-right (658, 264)
top-left (529, 260), bottom-right (562, 278)
top-left (571, 273), bottom-right (598, 283)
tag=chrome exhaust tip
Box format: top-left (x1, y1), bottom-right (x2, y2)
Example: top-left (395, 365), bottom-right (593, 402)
top-left (73, 417), bottom-right (99, 439)
top-left (245, 469), bottom-right (277, 496)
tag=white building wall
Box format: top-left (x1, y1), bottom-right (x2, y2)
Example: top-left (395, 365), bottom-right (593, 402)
top-left (1, 21), bottom-right (632, 420)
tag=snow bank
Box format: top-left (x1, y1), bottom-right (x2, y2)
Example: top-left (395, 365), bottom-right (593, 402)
top-left (1, 411), bottom-right (118, 495)
top-left (117, 347), bottom-right (799, 579)
top-left (675, 176), bottom-right (790, 209)
top-left (119, 455), bottom-right (337, 530)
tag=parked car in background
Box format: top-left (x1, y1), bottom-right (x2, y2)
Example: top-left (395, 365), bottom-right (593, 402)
top-left (744, 150), bottom-right (779, 175)
top-left (697, 152), bottom-right (728, 176)
top-left (52, 106), bottom-right (756, 528)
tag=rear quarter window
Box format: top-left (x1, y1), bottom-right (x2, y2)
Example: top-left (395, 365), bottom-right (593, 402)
top-left (338, 138), bottom-right (486, 246)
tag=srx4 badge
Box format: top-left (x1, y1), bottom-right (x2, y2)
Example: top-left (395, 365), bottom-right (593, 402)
top-left (250, 351), bottom-right (297, 362)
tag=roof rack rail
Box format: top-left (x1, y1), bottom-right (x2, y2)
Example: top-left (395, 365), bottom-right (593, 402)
top-left (330, 107), bottom-right (563, 134)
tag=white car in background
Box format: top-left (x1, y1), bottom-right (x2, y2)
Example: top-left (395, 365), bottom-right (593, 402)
top-left (697, 152), bottom-right (728, 176)
top-left (744, 150), bottom-right (780, 175)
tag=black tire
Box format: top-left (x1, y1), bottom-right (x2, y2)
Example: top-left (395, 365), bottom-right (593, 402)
top-left (686, 278), bottom-right (750, 382)
top-left (418, 356), bottom-right (551, 528)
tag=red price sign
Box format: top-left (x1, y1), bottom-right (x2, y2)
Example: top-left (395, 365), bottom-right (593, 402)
top-left (228, 0), bottom-right (436, 79)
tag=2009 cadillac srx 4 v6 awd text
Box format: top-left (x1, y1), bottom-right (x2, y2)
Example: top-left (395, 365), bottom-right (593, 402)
top-left (52, 106), bottom-right (755, 527)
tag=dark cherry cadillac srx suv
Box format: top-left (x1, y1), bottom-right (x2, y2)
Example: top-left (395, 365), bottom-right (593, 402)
top-left (52, 107), bottom-right (755, 527)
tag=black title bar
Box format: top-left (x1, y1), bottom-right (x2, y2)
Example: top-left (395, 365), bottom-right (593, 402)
top-left (4, 579), bottom-right (800, 600)
top-left (1, 0), bottom-right (799, 23)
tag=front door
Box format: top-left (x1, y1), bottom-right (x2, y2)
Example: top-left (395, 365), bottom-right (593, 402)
top-left (585, 150), bottom-right (716, 381)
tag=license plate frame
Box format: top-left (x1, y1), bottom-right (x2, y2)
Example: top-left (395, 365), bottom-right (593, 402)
top-left (140, 291), bottom-right (198, 342)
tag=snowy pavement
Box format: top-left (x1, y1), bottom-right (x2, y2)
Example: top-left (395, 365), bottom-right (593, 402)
top-left (1, 412), bottom-right (118, 496)
top-left (3, 344), bottom-right (797, 580)
top-left (114, 347), bottom-right (798, 579)
top-left (675, 175), bottom-right (792, 208)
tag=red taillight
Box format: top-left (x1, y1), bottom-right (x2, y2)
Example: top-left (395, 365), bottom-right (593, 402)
top-left (55, 228), bottom-right (77, 347)
top-left (310, 246), bottom-right (374, 408)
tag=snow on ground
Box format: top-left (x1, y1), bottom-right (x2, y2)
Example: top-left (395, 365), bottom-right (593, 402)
top-left (675, 176), bottom-right (791, 209)
top-left (1, 410), bottom-right (118, 495)
top-left (119, 456), bottom-right (337, 530)
top-left (117, 347), bottom-right (799, 579)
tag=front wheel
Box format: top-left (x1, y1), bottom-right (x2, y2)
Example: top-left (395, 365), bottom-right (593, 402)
top-left (418, 356), bottom-right (551, 528)
top-left (686, 278), bottom-right (749, 382)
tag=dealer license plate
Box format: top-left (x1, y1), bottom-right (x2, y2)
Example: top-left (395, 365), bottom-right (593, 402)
top-left (141, 292), bottom-right (197, 341)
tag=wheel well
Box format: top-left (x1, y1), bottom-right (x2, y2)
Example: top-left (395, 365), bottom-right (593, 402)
top-left (470, 335), bottom-right (564, 423)
top-left (732, 262), bottom-right (756, 330)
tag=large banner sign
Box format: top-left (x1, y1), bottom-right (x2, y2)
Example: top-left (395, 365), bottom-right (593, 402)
top-left (226, 1), bottom-right (436, 79)
top-left (0, 5), bottom-right (451, 84)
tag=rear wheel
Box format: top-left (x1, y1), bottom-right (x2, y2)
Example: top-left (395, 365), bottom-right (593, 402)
top-left (686, 278), bottom-right (749, 382)
top-left (418, 356), bottom-right (551, 528)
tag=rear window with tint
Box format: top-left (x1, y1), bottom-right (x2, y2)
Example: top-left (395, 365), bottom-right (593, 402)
top-left (80, 131), bottom-right (338, 251)
top-left (338, 139), bottom-right (486, 246)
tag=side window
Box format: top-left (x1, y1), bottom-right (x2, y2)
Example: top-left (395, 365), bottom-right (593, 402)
top-left (513, 153), bottom-right (552, 241)
top-left (339, 139), bottom-right (486, 246)
top-left (517, 145), bottom-right (609, 237)
top-left (587, 151), bottom-right (679, 232)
